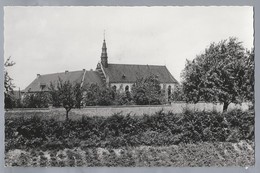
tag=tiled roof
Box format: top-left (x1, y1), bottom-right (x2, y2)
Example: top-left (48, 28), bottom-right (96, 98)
top-left (23, 70), bottom-right (103, 92)
top-left (103, 63), bottom-right (178, 84)
top-left (83, 71), bottom-right (104, 86)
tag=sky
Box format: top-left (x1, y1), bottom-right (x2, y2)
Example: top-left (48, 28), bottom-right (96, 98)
top-left (4, 6), bottom-right (253, 90)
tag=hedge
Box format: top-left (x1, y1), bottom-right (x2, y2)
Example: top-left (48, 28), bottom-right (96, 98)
top-left (5, 109), bottom-right (254, 151)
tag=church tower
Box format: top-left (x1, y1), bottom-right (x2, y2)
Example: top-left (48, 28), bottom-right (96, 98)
top-left (101, 37), bottom-right (108, 68)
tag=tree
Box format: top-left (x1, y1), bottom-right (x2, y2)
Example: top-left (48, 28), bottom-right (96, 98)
top-left (242, 49), bottom-right (254, 102)
top-left (74, 83), bottom-right (83, 108)
top-left (50, 78), bottom-right (82, 120)
top-left (132, 75), bottom-right (162, 105)
top-left (4, 57), bottom-right (16, 109)
top-left (82, 83), bottom-right (117, 106)
top-left (97, 86), bottom-right (114, 106)
top-left (58, 79), bottom-right (76, 120)
top-left (49, 82), bottom-right (61, 107)
top-left (82, 83), bottom-right (100, 106)
top-left (23, 92), bottom-right (50, 108)
top-left (181, 37), bottom-right (254, 112)
top-left (171, 84), bottom-right (185, 102)
top-left (114, 90), bottom-right (133, 105)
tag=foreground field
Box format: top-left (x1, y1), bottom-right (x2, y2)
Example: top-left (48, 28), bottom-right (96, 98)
top-left (5, 140), bottom-right (254, 167)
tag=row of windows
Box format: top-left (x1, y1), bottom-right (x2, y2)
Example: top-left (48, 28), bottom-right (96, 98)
top-left (112, 85), bottom-right (172, 93)
top-left (112, 85), bottom-right (129, 92)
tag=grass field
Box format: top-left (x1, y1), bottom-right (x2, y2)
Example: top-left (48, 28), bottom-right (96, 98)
top-left (5, 140), bottom-right (254, 167)
top-left (5, 102), bottom-right (251, 121)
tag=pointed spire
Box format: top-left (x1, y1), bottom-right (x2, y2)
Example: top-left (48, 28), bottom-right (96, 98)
top-left (102, 39), bottom-right (107, 50)
top-left (101, 31), bottom-right (108, 68)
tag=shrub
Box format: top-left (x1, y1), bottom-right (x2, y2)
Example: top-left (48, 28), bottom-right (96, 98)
top-left (22, 92), bottom-right (50, 108)
top-left (82, 84), bottom-right (115, 106)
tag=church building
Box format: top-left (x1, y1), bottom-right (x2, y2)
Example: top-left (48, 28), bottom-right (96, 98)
top-left (23, 38), bottom-right (178, 99)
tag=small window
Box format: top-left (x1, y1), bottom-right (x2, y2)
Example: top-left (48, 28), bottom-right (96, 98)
top-left (40, 84), bottom-right (46, 90)
top-left (125, 85), bottom-right (129, 91)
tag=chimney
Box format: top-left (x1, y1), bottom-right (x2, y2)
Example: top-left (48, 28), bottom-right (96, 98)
top-left (37, 74), bottom-right (40, 78)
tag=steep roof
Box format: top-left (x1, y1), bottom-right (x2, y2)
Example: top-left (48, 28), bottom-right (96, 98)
top-left (23, 70), bottom-right (103, 92)
top-left (102, 63), bottom-right (178, 84)
top-left (83, 71), bottom-right (104, 86)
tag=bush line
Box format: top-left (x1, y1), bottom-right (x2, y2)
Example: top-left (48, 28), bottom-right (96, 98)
top-left (5, 109), bottom-right (254, 151)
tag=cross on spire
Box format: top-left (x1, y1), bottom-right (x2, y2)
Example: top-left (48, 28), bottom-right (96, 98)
top-left (103, 30), bottom-right (106, 41)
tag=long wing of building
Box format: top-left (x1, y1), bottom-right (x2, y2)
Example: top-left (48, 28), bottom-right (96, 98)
top-left (23, 70), bottom-right (103, 92)
top-left (23, 38), bottom-right (178, 92)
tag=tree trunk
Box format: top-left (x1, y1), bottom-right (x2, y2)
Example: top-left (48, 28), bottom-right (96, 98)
top-left (223, 102), bottom-right (229, 112)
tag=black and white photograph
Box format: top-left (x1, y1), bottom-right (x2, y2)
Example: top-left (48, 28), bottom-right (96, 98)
top-left (4, 6), bottom-right (254, 167)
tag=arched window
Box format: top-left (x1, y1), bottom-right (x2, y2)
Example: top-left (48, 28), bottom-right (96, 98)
top-left (125, 85), bottom-right (129, 92)
top-left (111, 85), bottom-right (117, 100)
top-left (112, 85), bottom-right (117, 92)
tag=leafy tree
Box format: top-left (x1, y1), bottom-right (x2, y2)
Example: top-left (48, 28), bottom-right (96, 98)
top-left (241, 49), bottom-right (254, 103)
top-left (56, 78), bottom-right (77, 120)
top-left (49, 78), bottom-right (82, 120)
top-left (181, 37), bottom-right (254, 111)
top-left (74, 83), bottom-right (83, 108)
top-left (48, 82), bottom-right (61, 107)
top-left (114, 90), bottom-right (133, 105)
top-left (50, 79), bottom-right (84, 110)
top-left (171, 84), bottom-right (185, 101)
top-left (4, 57), bottom-right (16, 109)
top-left (97, 86), bottom-right (114, 106)
top-left (82, 83), bottom-right (117, 106)
top-left (82, 83), bottom-right (100, 106)
top-left (132, 75), bottom-right (162, 105)
top-left (23, 92), bottom-right (50, 108)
